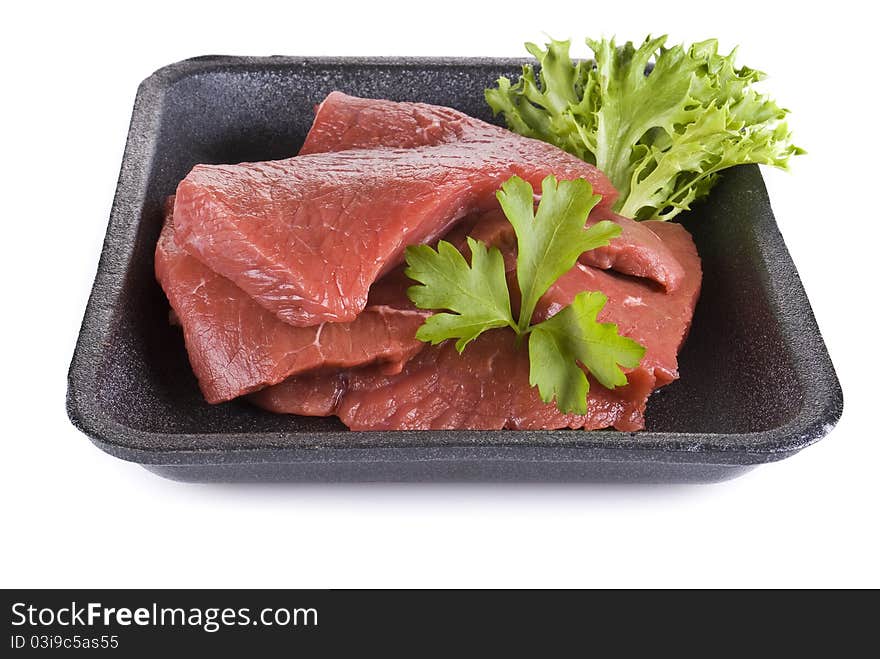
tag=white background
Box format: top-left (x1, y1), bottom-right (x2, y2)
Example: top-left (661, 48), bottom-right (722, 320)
top-left (3, 1), bottom-right (877, 588)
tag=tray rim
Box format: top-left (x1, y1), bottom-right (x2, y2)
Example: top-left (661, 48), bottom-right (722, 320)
top-left (66, 55), bottom-right (844, 469)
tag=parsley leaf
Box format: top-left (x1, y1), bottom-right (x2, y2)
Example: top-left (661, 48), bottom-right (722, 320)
top-left (405, 237), bottom-right (515, 352)
top-left (497, 175), bottom-right (620, 331)
top-left (404, 176), bottom-right (645, 415)
top-left (529, 292), bottom-right (646, 415)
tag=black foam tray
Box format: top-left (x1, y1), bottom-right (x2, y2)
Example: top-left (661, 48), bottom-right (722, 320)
top-left (66, 56), bottom-right (843, 482)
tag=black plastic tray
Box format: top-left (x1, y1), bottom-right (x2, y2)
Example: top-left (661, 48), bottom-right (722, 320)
top-left (66, 56), bottom-right (843, 483)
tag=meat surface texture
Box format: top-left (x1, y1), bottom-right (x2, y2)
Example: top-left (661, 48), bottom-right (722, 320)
top-left (158, 91), bottom-right (702, 431)
top-left (460, 207), bottom-right (686, 294)
top-left (535, 221), bottom-right (701, 389)
top-left (155, 200), bottom-right (428, 404)
top-left (253, 220), bottom-right (701, 431)
top-left (580, 209), bottom-right (685, 292)
top-left (249, 370), bottom-right (348, 417)
top-left (302, 92), bottom-right (685, 292)
top-left (172, 93), bottom-right (617, 327)
top-left (300, 91), bottom-right (488, 154)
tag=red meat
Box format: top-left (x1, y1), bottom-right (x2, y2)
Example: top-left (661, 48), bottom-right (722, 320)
top-left (155, 200), bottom-right (428, 403)
top-left (252, 220), bottom-right (701, 430)
top-left (172, 93), bottom-right (617, 327)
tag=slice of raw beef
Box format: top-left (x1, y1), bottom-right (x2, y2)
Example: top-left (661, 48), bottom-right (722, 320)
top-left (252, 220), bottom-right (701, 430)
top-left (301, 92), bottom-right (685, 291)
top-left (172, 94), bottom-right (617, 327)
top-left (155, 200), bottom-right (428, 403)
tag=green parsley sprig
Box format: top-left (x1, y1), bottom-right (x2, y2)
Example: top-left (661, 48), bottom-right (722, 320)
top-left (404, 175), bottom-right (646, 415)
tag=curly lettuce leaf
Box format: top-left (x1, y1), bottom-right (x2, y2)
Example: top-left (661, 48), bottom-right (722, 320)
top-left (485, 40), bottom-right (598, 161)
top-left (486, 36), bottom-right (803, 221)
